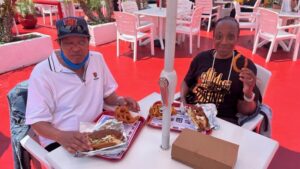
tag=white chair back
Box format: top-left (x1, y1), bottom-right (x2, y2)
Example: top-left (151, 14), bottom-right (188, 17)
top-left (233, 1), bottom-right (242, 15)
top-left (258, 8), bottom-right (279, 35)
top-left (121, 1), bottom-right (139, 13)
top-left (20, 135), bottom-right (53, 169)
top-left (177, 0), bottom-right (194, 18)
top-left (115, 11), bottom-right (138, 36)
top-left (190, 7), bottom-right (203, 31)
top-left (195, 0), bottom-right (213, 14)
top-left (253, 0), bottom-right (262, 11)
top-left (255, 64), bottom-right (272, 98)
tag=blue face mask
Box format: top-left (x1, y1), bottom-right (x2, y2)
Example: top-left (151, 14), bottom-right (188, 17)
top-left (60, 50), bottom-right (89, 70)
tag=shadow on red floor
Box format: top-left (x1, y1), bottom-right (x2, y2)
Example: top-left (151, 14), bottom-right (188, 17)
top-left (0, 132), bottom-right (10, 158)
top-left (269, 146), bottom-right (300, 169)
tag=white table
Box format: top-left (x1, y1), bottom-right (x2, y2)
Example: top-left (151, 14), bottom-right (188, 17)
top-left (134, 7), bottom-right (167, 50)
top-left (45, 92), bottom-right (279, 169)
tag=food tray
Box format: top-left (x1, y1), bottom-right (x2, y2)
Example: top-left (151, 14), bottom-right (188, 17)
top-left (146, 101), bottom-right (217, 134)
top-left (92, 111), bottom-right (145, 160)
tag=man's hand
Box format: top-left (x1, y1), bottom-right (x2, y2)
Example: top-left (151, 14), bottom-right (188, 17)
top-left (56, 131), bottom-right (92, 154)
top-left (239, 68), bottom-right (256, 97)
top-left (118, 97), bottom-right (140, 112)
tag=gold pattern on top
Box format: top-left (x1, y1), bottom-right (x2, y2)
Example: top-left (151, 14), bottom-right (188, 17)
top-left (192, 68), bottom-right (232, 106)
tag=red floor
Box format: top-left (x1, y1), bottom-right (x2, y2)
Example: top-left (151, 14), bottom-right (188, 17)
top-left (1, 20), bottom-right (300, 169)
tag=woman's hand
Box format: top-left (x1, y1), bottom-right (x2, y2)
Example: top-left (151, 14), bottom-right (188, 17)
top-left (117, 97), bottom-right (140, 112)
top-left (239, 68), bottom-right (256, 97)
top-left (57, 131), bottom-right (92, 154)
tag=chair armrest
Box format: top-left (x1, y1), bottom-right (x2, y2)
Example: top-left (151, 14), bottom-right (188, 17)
top-left (212, 6), bottom-right (221, 10)
top-left (20, 135), bottom-right (52, 169)
top-left (240, 5), bottom-right (254, 9)
top-left (278, 24), bottom-right (300, 30)
top-left (137, 23), bottom-right (154, 31)
top-left (241, 114), bottom-right (264, 131)
top-left (176, 19), bottom-right (191, 25)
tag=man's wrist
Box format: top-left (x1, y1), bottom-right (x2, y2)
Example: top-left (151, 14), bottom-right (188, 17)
top-left (116, 96), bottom-right (126, 106)
top-left (244, 92), bottom-right (255, 102)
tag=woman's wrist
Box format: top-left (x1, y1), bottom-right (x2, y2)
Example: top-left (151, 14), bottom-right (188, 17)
top-left (244, 92), bottom-right (255, 102)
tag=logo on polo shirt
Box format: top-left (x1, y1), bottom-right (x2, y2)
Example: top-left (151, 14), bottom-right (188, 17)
top-left (93, 72), bottom-right (99, 80)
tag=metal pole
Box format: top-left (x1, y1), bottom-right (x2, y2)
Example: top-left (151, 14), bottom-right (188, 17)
top-left (160, 0), bottom-right (178, 150)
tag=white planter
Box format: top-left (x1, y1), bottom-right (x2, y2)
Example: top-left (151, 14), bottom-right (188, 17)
top-left (0, 32), bottom-right (53, 74)
top-left (88, 22), bottom-right (117, 46)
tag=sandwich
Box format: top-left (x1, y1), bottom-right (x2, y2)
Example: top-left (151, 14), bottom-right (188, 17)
top-left (186, 105), bottom-right (210, 131)
top-left (88, 129), bottom-right (124, 150)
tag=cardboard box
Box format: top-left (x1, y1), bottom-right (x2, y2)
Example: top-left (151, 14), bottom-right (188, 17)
top-left (171, 129), bottom-right (239, 169)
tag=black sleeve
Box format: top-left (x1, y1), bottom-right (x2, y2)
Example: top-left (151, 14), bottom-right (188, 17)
top-left (184, 53), bottom-right (203, 87)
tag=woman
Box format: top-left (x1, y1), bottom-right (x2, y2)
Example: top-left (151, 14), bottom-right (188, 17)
top-left (181, 17), bottom-right (260, 124)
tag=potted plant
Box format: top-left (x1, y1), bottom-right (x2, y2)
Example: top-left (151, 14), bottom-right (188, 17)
top-left (15, 0), bottom-right (37, 29)
top-left (0, 0), bottom-right (15, 43)
top-left (77, 0), bottom-right (117, 46)
top-left (0, 0), bottom-right (53, 74)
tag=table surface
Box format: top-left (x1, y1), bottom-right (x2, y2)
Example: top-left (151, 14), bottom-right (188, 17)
top-left (45, 92), bottom-right (279, 169)
top-left (267, 8), bottom-right (300, 18)
top-left (134, 7), bottom-right (166, 18)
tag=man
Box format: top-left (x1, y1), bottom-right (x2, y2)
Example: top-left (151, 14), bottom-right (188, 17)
top-left (181, 17), bottom-right (259, 124)
top-left (25, 17), bottom-right (140, 154)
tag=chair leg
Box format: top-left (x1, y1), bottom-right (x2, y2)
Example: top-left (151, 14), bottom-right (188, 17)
top-left (133, 40), bottom-right (137, 62)
top-left (197, 32), bottom-right (200, 48)
top-left (293, 41), bottom-right (299, 61)
top-left (50, 10), bottom-right (53, 26)
top-left (252, 34), bottom-right (259, 54)
top-left (150, 35), bottom-right (154, 56)
top-left (42, 12), bottom-right (46, 24)
top-left (207, 16), bottom-right (212, 32)
top-left (266, 40), bottom-right (275, 63)
top-left (176, 33), bottom-right (181, 45)
top-left (189, 33), bottom-right (193, 54)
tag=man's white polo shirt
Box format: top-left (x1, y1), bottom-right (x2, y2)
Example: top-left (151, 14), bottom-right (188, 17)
top-left (25, 51), bottom-right (118, 147)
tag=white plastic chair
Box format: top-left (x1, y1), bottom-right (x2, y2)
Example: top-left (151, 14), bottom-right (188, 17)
top-left (176, 7), bottom-right (202, 54)
top-left (242, 64), bottom-right (272, 131)
top-left (41, 5), bottom-right (58, 26)
top-left (121, 1), bottom-right (153, 30)
top-left (292, 29), bottom-right (300, 61)
top-left (233, 1), bottom-right (259, 41)
top-left (252, 8), bottom-right (300, 62)
top-left (114, 11), bottom-right (155, 62)
top-left (239, 0), bottom-right (262, 16)
top-left (255, 64), bottom-right (272, 98)
top-left (177, 0), bottom-right (194, 21)
top-left (20, 135), bottom-right (53, 169)
top-left (195, 0), bottom-right (220, 32)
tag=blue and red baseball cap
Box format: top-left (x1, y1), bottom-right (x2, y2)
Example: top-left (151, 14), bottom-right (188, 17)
top-left (56, 17), bottom-right (90, 39)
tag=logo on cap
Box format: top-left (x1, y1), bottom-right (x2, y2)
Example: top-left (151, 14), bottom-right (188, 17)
top-left (63, 18), bottom-right (77, 27)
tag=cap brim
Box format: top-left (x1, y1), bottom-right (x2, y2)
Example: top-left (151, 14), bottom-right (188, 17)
top-left (57, 33), bottom-right (90, 40)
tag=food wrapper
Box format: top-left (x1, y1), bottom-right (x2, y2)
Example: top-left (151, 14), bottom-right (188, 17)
top-left (195, 103), bottom-right (220, 130)
top-left (181, 103), bottom-right (219, 131)
top-left (148, 103), bottom-right (219, 133)
top-left (78, 119), bottom-right (128, 157)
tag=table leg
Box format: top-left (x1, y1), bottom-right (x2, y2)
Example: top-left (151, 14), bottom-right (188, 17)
top-left (159, 17), bottom-right (165, 50)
